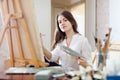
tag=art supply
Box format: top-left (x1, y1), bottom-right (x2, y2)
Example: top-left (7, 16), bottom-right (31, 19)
top-left (60, 45), bottom-right (81, 57)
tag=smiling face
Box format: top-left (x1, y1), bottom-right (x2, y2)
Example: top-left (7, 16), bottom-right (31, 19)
top-left (57, 15), bottom-right (73, 32)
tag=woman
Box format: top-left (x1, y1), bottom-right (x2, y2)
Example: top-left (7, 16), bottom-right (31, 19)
top-left (40, 10), bottom-right (92, 71)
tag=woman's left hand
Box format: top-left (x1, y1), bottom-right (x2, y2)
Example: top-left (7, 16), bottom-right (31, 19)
top-left (77, 57), bottom-right (88, 68)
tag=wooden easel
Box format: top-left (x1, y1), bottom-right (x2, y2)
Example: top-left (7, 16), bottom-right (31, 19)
top-left (0, 0), bottom-right (47, 68)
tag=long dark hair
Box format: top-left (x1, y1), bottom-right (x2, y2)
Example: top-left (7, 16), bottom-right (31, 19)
top-left (52, 10), bottom-right (79, 49)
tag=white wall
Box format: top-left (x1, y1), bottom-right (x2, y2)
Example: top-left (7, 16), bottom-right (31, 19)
top-left (110, 0), bottom-right (120, 42)
top-left (32, 0), bottom-right (51, 50)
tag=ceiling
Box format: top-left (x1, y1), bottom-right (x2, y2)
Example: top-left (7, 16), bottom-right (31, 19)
top-left (51, 0), bottom-right (85, 8)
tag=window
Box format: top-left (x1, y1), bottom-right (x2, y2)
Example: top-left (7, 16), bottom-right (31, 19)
top-left (71, 3), bottom-right (85, 36)
top-left (110, 0), bottom-right (120, 42)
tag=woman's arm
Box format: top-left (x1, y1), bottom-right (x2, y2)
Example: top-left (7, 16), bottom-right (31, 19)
top-left (77, 57), bottom-right (92, 68)
top-left (40, 33), bottom-right (52, 60)
top-left (42, 46), bottom-right (52, 60)
top-left (78, 37), bottom-right (92, 68)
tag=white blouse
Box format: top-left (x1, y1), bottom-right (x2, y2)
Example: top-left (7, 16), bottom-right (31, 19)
top-left (50, 33), bottom-right (92, 71)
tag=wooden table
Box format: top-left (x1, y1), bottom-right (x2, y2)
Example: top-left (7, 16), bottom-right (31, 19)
top-left (5, 67), bottom-right (41, 80)
top-left (5, 66), bottom-right (64, 80)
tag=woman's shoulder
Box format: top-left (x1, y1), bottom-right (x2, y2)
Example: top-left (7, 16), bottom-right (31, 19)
top-left (75, 33), bottom-right (87, 39)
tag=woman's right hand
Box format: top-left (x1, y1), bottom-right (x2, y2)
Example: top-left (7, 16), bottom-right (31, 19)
top-left (39, 33), bottom-right (45, 46)
top-left (40, 33), bottom-right (52, 60)
top-left (39, 33), bottom-right (43, 45)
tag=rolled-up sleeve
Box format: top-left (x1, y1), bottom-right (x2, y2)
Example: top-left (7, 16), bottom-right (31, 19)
top-left (81, 38), bottom-right (92, 66)
top-left (50, 45), bottom-right (60, 62)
